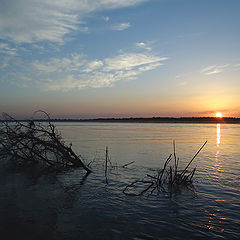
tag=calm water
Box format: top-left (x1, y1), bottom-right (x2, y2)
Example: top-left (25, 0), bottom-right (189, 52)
top-left (0, 123), bottom-right (239, 239)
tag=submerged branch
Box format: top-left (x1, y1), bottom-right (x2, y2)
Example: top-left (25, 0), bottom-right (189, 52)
top-left (0, 112), bottom-right (91, 174)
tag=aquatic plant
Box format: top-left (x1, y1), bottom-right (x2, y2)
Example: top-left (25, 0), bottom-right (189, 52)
top-left (0, 111), bottom-right (91, 174)
top-left (123, 140), bottom-right (207, 196)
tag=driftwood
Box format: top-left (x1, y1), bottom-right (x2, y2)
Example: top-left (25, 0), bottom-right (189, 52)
top-left (123, 141), bottom-right (207, 196)
top-left (0, 112), bottom-right (91, 173)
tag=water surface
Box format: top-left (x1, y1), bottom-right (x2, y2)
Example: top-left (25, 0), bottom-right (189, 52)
top-left (0, 123), bottom-right (239, 239)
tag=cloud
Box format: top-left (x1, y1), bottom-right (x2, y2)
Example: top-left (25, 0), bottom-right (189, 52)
top-left (34, 57), bottom-right (81, 73)
top-left (197, 110), bottom-right (227, 115)
top-left (0, 0), bottom-right (146, 43)
top-left (26, 51), bottom-right (167, 91)
top-left (201, 64), bottom-right (229, 75)
top-left (41, 75), bottom-right (79, 92)
top-left (0, 43), bottom-right (17, 55)
top-left (104, 53), bottom-right (166, 71)
top-left (0, 56), bottom-right (10, 69)
top-left (83, 60), bottom-right (104, 73)
top-left (179, 81), bottom-right (187, 86)
top-left (111, 22), bottom-right (131, 31)
top-left (136, 42), bottom-right (152, 51)
top-left (103, 16), bottom-right (110, 22)
top-left (138, 62), bottom-right (163, 71)
top-left (234, 63), bottom-right (240, 70)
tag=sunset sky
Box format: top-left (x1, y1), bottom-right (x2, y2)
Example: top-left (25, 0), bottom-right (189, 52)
top-left (0, 0), bottom-right (239, 119)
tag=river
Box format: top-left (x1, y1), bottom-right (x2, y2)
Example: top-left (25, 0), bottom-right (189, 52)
top-left (0, 122), bottom-right (239, 239)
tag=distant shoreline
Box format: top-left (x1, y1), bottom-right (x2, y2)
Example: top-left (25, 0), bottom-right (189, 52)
top-left (2, 117), bottom-right (240, 124)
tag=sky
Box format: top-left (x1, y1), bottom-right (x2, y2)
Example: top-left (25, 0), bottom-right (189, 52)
top-left (0, 0), bottom-right (240, 119)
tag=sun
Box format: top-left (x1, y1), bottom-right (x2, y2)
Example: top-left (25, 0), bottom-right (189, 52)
top-left (216, 112), bottom-right (223, 118)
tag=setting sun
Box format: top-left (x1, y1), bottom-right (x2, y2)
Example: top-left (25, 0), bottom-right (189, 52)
top-left (216, 112), bottom-right (223, 118)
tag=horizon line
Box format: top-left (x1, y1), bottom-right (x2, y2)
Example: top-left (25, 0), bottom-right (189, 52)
top-left (1, 116), bottom-right (240, 123)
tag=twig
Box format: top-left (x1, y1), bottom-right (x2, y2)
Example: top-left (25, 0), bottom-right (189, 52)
top-left (105, 146), bottom-right (108, 178)
top-left (180, 140), bottom-right (207, 177)
top-left (122, 161), bottom-right (135, 168)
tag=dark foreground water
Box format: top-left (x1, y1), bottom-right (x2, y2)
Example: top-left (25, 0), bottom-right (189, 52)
top-left (0, 123), bottom-right (239, 239)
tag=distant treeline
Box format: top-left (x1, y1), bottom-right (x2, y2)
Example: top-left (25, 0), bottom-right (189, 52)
top-left (1, 117), bottom-right (240, 124)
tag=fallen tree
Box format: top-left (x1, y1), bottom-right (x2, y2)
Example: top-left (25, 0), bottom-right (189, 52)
top-left (0, 111), bottom-right (91, 173)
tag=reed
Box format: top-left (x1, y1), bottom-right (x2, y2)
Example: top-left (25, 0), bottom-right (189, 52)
top-left (123, 141), bottom-right (207, 196)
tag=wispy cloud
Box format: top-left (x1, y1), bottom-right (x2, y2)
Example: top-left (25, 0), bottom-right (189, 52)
top-left (82, 60), bottom-right (104, 73)
top-left (179, 81), bottom-right (187, 86)
top-left (234, 63), bottom-right (240, 70)
top-left (201, 64), bottom-right (229, 75)
top-left (33, 57), bottom-right (83, 73)
top-left (0, 43), bottom-right (17, 56)
top-left (138, 62), bottom-right (163, 71)
top-left (103, 16), bottom-right (110, 22)
top-left (0, 56), bottom-right (10, 69)
top-left (136, 42), bottom-right (152, 51)
top-left (104, 53), bottom-right (166, 71)
top-left (197, 110), bottom-right (227, 115)
top-left (0, 0), bottom-right (146, 43)
top-left (111, 22), bottom-right (131, 31)
top-left (26, 51), bottom-right (167, 91)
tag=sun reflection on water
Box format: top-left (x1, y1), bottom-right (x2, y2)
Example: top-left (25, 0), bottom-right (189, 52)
top-left (216, 124), bottom-right (221, 146)
top-left (213, 150), bottom-right (224, 180)
top-left (204, 209), bottom-right (226, 234)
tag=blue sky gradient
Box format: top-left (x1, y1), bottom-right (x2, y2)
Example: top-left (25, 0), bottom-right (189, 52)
top-left (0, 0), bottom-right (240, 118)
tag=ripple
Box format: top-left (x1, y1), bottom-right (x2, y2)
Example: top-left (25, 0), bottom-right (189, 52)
top-left (1, 123), bottom-right (240, 239)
